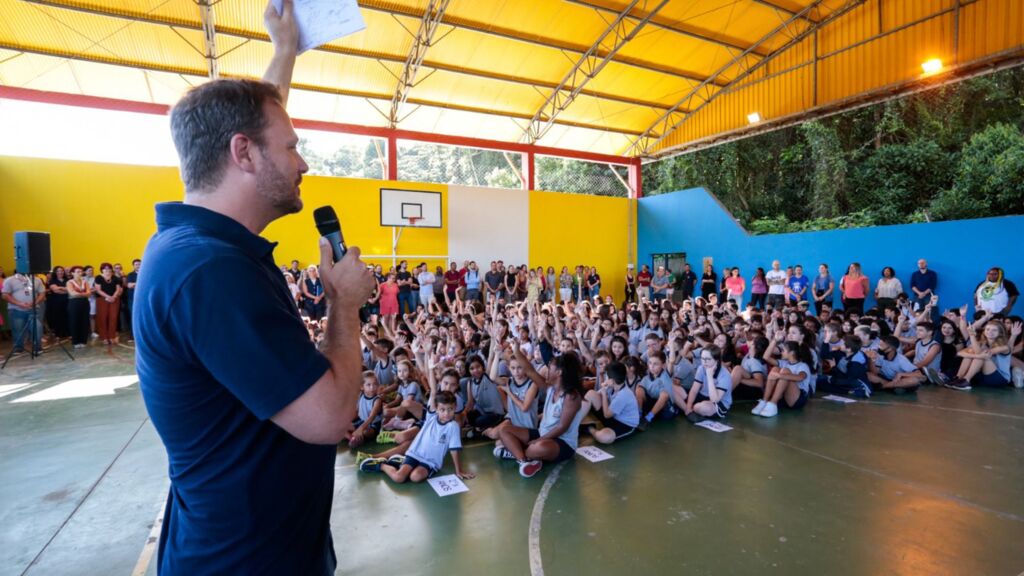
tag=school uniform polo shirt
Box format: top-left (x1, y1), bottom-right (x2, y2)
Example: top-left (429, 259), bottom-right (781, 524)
top-left (134, 202), bottom-right (335, 575)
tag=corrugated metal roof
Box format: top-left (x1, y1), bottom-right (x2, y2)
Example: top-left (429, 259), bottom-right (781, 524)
top-left (0, 0), bottom-right (1021, 157)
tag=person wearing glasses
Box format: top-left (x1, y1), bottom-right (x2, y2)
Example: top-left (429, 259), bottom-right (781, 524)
top-left (680, 344), bottom-right (733, 421)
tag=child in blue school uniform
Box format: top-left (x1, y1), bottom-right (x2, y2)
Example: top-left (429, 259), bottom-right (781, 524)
top-left (582, 362), bottom-right (639, 444)
top-left (361, 373), bottom-right (475, 483)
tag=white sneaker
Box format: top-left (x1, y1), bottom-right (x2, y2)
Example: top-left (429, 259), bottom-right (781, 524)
top-left (751, 400), bottom-right (767, 415)
top-left (760, 402), bottom-right (778, 418)
top-left (1012, 367), bottom-right (1024, 389)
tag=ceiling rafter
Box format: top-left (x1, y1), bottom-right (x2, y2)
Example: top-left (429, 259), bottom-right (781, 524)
top-left (626, 0), bottom-right (865, 157)
top-left (0, 39), bottom-right (651, 138)
top-left (565, 0), bottom-right (771, 58)
top-left (523, 0), bottom-right (670, 144)
top-left (750, 0), bottom-right (820, 24)
top-left (388, 0), bottom-right (451, 128)
top-left (358, 0), bottom-right (727, 87)
top-left (18, 0), bottom-right (679, 113)
top-left (197, 0), bottom-right (218, 78)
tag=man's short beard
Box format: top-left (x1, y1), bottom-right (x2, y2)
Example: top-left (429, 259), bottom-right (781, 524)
top-left (256, 156), bottom-right (302, 216)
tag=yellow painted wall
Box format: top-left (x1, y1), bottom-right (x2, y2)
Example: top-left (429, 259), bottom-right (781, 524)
top-left (0, 156), bottom-right (447, 274)
top-left (0, 156), bottom-right (634, 298)
top-left (528, 190), bottom-right (630, 302)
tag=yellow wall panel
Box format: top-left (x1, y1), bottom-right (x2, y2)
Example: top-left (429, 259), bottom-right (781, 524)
top-left (648, 0), bottom-right (1024, 156)
top-left (527, 190), bottom-right (629, 302)
top-left (960, 0), bottom-right (1024, 62)
top-left (0, 156), bottom-right (447, 274)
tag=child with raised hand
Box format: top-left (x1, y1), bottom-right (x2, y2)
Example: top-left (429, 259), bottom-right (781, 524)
top-left (362, 362), bottom-right (474, 483)
top-left (946, 320), bottom-right (1013, 390)
top-left (681, 344), bottom-right (733, 421)
top-left (583, 361), bottom-right (639, 443)
top-left (498, 347), bottom-right (587, 478)
top-left (487, 341), bottom-right (539, 450)
top-left (348, 371), bottom-right (384, 449)
top-left (637, 351), bottom-right (676, 430)
top-left (464, 349), bottom-right (506, 437)
top-left (754, 341), bottom-right (813, 418)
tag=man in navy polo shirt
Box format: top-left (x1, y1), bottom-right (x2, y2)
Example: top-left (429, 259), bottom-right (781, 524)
top-left (133, 1), bottom-right (375, 573)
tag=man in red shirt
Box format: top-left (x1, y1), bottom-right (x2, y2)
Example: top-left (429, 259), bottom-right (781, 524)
top-left (444, 262), bottom-right (461, 301)
top-left (637, 264), bottom-right (653, 302)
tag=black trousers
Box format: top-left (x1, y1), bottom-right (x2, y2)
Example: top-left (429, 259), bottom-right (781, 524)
top-left (68, 298), bottom-right (90, 345)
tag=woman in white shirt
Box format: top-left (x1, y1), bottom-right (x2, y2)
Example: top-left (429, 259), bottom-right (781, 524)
top-left (874, 266), bottom-right (903, 310)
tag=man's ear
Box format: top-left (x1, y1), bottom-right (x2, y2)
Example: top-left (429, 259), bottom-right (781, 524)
top-left (229, 133), bottom-right (259, 174)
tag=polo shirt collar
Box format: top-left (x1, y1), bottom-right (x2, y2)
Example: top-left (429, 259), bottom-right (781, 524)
top-left (155, 202), bottom-right (278, 259)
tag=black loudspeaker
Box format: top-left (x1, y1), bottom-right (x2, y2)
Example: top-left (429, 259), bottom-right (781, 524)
top-left (14, 232), bottom-right (51, 274)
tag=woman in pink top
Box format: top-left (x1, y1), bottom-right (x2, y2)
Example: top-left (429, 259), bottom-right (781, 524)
top-left (750, 267), bottom-right (768, 310)
top-left (378, 272), bottom-right (400, 331)
top-left (840, 263), bottom-right (870, 315)
top-left (725, 267), bottom-right (746, 308)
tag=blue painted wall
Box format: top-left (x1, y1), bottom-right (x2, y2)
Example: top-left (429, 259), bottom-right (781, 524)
top-left (637, 187), bottom-right (1024, 314)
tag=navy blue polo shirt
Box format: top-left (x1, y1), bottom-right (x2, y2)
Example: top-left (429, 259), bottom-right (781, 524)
top-left (134, 203), bottom-right (335, 575)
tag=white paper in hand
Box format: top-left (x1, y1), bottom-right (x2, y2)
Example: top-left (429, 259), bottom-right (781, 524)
top-left (576, 446), bottom-right (614, 462)
top-left (694, 420), bottom-right (733, 433)
top-left (427, 474), bottom-right (469, 497)
top-left (822, 394), bottom-right (857, 404)
top-left (274, 0), bottom-right (366, 54)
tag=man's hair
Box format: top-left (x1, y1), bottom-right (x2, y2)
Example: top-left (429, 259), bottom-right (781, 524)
top-left (169, 79), bottom-right (283, 192)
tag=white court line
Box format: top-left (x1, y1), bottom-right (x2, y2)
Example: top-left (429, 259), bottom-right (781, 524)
top-left (130, 503), bottom-right (165, 576)
top-left (855, 399), bottom-right (1024, 420)
top-left (528, 461), bottom-right (567, 576)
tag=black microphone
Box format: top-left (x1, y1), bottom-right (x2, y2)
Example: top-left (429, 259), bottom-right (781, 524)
top-left (313, 206), bottom-right (347, 263)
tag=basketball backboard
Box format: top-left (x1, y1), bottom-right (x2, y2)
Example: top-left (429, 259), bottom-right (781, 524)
top-left (380, 188), bottom-right (442, 228)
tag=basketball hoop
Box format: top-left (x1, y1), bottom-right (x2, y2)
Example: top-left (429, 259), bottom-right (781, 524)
top-left (406, 217), bottom-right (420, 227)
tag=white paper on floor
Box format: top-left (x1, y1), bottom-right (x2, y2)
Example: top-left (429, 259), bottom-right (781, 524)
top-left (427, 475), bottom-right (469, 497)
top-left (694, 420), bottom-right (733, 433)
top-left (822, 394), bottom-right (857, 404)
top-left (576, 446), bottom-right (614, 462)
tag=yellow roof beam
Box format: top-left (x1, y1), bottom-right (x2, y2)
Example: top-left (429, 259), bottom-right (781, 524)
top-left (18, 0), bottom-right (675, 112)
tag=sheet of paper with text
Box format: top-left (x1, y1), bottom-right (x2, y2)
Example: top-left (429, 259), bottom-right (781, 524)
top-left (273, 0), bottom-right (366, 54)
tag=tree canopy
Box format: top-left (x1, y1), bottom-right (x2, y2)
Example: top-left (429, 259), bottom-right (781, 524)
top-left (642, 65), bottom-right (1024, 233)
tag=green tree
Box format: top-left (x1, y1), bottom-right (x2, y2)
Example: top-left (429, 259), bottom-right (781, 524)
top-left (931, 123), bottom-right (1024, 220)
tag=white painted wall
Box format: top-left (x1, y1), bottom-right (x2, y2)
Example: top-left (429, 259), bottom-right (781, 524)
top-left (448, 185), bottom-right (529, 266)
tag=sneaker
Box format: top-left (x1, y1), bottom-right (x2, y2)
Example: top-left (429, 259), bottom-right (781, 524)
top-left (493, 446), bottom-right (515, 460)
top-left (751, 400), bottom-right (767, 415)
top-left (355, 451), bottom-right (372, 466)
top-left (636, 418), bottom-right (650, 432)
top-left (519, 460), bottom-right (543, 478)
top-left (1012, 367), bottom-right (1024, 389)
top-left (760, 402), bottom-right (778, 418)
top-left (73, 344), bottom-right (86, 349)
top-left (945, 378), bottom-right (972, 391)
top-left (685, 412), bottom-right (706, 424)
top-left (852, 381), bottom-right (872, 398)
top-left (925, 368), bottom-right (942, 386)
top-left (359, 457), bottom-right (385, 472)
top-left (376, 430), bottom-right (397, 444)
top-left (385, 454), bottom-right (406, 468)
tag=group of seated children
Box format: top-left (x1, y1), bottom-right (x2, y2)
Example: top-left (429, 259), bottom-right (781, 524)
top-left (343, 268), bottom-right (1023, 484)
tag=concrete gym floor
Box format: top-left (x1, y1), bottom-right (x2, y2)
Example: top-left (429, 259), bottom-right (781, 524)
top-left (1, 344), bottom-right (1022, 576)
